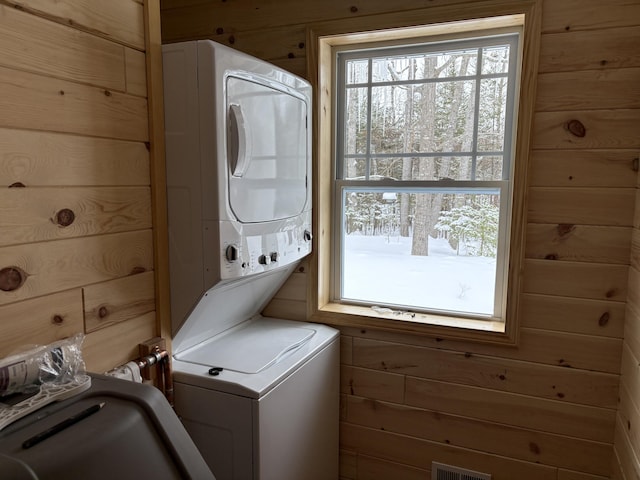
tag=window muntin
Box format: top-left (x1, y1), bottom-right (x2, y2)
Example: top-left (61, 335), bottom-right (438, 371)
top-left (333, 32), bottom-right (520, 321)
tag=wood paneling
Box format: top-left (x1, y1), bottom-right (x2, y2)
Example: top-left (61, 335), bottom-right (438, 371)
top-left (125, 47), bottom-right (148, 96)
top-left (340, 422), bottom-right (557, 480)
top-left (526, 224), bottom-right (632, 265)
top-left (341, 323), bottom-right (622, 374)
top-left (341, 365), bottom-right (405, 404)
top-left (631, 229), bottom-right (640, 270)
top-left (84, 271), bottom-right (155, 333)
top-left (533, 109), bottom-right (640, 150)
top-left (558, 470), bottom-right (610, 480)
top-left (161, 0), bottom-right (640, 477)
top-left (0, 187), bottom-right (151, 246)
top-left (0, 289), bottom-right (84, 357)
top-left (527, 187), bottom-right (635, 226)
top-left (144, 0), bottom-right (172, 347)
top-left (0, 128), bottom-right (150, 187)
top-left (353, 337), bottom-right (618, 407)
top-left (82, 312), bottom-right (156, 373)
top-left (262, 270), bottom-right (309, 319)
top-left (541, 0), bottom-right (640, 33)
top-left (538, 27), bottom-right (640, 73)
top-left (0, 231), bottom-right (154, 305)
top-left (528, 150), bottom-right (637, 188)
top-left (0, 65), bottom-right (148, 141)
top-left (0, 4), bottom-right (126, 91)
top-left (345, 394), bottom-right (611, 475)
top-left (0, 0), bottom-right (162, 379)
top-left (520, 293), bottom-right (625, 338)
top-left (0, 0), bottom-right (146, 50)
top-left (523, 259), bottom-right (628, 302)
top-left (161, 0), bottom-right (472, 42)
top-left (404, 375), bottom-right (614, 442)
top-left (354, 454), bottom-right (427, 480)
top-left (536, 69), bottom-right (640, 111)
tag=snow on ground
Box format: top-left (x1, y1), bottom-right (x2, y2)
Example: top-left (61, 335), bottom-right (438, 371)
top-left (343, 234), bottom-right (497, 315)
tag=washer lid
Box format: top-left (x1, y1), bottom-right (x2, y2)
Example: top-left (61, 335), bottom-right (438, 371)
top-left (174, 320), bottom-right (316, 374)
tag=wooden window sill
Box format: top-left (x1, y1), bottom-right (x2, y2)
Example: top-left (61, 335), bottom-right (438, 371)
top-left (311, 302), bottom-right (518, 346)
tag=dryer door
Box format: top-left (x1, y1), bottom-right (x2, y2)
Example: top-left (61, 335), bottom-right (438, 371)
top-left (226, 75), bottom-right (309, 223)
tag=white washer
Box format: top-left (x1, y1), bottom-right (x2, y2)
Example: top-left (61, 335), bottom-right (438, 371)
top-left (162, 40), bottom-right (339, 480)
top-left (173, 313), bottom-right (339, 480)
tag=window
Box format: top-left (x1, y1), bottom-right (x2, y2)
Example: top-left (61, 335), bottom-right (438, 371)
top-left (310, 2), bottom-right (541, 342)
top-left (335, 33), bottom-right (519, 322)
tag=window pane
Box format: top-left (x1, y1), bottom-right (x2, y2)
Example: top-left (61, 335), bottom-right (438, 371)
top-left (476, 156), bottom-right (503, 180)
top-left (433, 80), bottom-right (475, 152)
top-left (371, 49), bottom-right (478, 82)
top-left (342, 190), bottom-right (500, 316)
top-left (372, 55), bottom-right (416, 82)
top-left (368, 80), bottom-right (476, 155)
top-left (478, 78), bottom-right (508, 151)
top-left (344, 87), bottom-right (368, 155)
top-left (346, 59), bottom-right (369, 84)
top-left (481, 45), bottom-right (510, 75)
top-left (410, 156), bottom-right (476, 181)
top-left (370, 157), bottom-right (404, 180)
top-left (343, 157), bottom-right (367, 179)
top-left (370, 85), bottom-right (410, 154)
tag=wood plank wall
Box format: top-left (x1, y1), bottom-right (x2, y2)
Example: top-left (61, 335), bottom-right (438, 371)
top-left (161, 0), bottom-right (640, 478)
top-left (0, 0), bottom-right (163, 375)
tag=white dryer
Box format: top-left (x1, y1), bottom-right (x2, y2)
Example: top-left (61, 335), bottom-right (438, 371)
top-left (162, 40), bottom-right (339, 480)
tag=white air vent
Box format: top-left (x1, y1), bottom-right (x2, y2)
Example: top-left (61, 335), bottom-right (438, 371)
top-left (432, 462), bottom-right (491, 480)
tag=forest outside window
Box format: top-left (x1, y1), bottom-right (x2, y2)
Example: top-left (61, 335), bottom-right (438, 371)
top-left (311, 4), bottom-right (541, 342)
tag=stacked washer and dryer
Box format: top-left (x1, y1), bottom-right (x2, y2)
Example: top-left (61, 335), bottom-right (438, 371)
top-left (162, 40), bottom-right (339, 480)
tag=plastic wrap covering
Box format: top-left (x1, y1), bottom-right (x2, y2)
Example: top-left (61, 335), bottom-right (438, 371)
top-left (0, 334), bottom-right (85, 397)
top-left (0, 335), bottom-right (90, 432)
top-left (0, 334), bottom-right (86, 398)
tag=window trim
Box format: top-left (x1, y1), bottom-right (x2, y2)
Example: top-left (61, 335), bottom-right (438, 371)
top-left (306, 0), bottom-right (542, 345)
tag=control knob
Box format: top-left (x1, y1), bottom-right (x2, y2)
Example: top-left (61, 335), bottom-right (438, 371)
top-left (303, 230), bottom-right (312, 242)
top-left (270, 252), bottom-right (279, 263)
top-left (225, 244), bottom-right (239, 262)
top-left (258, 254), bottom-right (271, 265)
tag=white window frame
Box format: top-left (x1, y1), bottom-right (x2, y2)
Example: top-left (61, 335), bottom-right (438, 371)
top-left (308, 1), bottom-right (542, 344)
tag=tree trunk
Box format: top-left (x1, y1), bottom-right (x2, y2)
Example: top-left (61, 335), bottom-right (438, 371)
top-left (411, 54), bottom-right (472, 255)
top-left (400, 58), bottom-right (416, 237)
top-left (411, 57), bottom-right (437, 256)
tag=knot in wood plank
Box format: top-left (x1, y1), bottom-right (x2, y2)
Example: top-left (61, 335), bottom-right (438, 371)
top-left (0, 266), bottom-right (26, 292)
top-left (55, 208), bottom-right (75, 227)
top-left (566, 119), bottom-right (586, 137)
top-left (556, 224), bottom-right (575, 237)
top-left (598, 311), bottom-right (610, 326)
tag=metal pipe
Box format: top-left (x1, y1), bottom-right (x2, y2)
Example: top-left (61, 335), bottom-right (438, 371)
top-left (135, 349), bottom-right (173, 407)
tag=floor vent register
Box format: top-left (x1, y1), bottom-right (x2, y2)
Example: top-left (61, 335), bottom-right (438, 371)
top-left (432, 462), bottom-right (492, 480)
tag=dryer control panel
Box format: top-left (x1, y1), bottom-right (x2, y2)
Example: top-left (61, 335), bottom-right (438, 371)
top-left (209, 213), bottom-right (312, 282)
